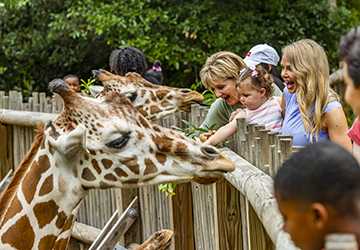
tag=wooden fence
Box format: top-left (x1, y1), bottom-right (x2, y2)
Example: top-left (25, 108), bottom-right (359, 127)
top-left (0, 90), bottom-right (299, 249)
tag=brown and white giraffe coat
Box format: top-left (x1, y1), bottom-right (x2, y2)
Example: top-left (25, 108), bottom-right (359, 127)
top-left (0, 79), bottom-right (234, 250)
top-left (92, 69), bottom-right (204, 120)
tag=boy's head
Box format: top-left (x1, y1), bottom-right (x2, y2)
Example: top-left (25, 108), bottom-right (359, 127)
top-left (63, 74), bottom-right (80, 92)
top-left (274, 141), bottom-right (360, 250)
top-left (340, 26), bottom-right (360, 114)
top-left (109, 46), bottom-right (148, 76)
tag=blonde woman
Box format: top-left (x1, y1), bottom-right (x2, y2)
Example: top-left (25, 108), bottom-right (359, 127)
top-left (199, 51), bottom-right (246, 131)
top-left (280, 39), bottom-right (351, 150)
top-left (200, 50), bottom-right (282, 132)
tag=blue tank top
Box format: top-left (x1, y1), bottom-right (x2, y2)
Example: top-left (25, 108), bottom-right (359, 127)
top-left (281, 87), bottom-right (342, 146)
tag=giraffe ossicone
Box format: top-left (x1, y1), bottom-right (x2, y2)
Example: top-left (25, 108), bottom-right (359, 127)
top-left (0, 78), bottom-right (234, 250)
top-left (91, 69), bottom-right (204, 120)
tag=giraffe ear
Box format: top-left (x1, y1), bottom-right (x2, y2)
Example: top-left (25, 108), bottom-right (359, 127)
top-left (48, 124), bottom-right (87, 158)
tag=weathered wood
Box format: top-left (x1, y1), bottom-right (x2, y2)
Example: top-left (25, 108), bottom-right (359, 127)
top-left (190, 104), bottom-right (219, 250)
top-left (0, 109), bottom-right (57, 126)
top-left (216, 178), bottom-right (243, 250)
top-left (223, 149), bottom-right (297, 250)
top-left (72, 222), bottom-right (102, 244)
top-left (89, 197), bottom-right (138, 250)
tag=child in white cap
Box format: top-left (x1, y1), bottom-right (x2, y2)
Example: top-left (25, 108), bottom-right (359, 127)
top-left (244, 44), bottom-right (284, 94)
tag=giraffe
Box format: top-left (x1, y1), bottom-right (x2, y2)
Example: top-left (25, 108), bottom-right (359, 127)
top-left (91, 69), bottom-right (204, 120)
top-left (0, 79), bottom-right (234, 250)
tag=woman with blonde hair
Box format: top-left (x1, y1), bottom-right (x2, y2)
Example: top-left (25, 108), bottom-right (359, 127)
top-left (199, 51), bottom-right (246, 130)
top-left (281, 39), bottom-right (351, 150)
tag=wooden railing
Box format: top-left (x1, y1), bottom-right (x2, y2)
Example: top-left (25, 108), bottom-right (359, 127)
top-left (0, 90), bottom-right (298, 250)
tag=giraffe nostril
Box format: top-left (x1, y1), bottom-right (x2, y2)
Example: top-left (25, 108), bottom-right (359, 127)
top-left (200, 145), bottom-right (220, 159)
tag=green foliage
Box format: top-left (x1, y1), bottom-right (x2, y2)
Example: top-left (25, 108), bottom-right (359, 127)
top-left (80, 77), bottom-right (95, 95)
top-left (0, 0), bottom-right (358, 94)
top-left (158, 183), bottom-right (177, 197)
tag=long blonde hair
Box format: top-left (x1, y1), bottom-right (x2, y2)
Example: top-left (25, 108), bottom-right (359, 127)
top-left (200, 51), bottom-right (246, 89)
top-left (282, 39), bottom-right (339, 140)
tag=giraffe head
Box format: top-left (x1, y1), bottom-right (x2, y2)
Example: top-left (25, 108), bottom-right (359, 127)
top-left (91, 69), bottom-right (204, 120)
top-left (48, 79), bottom-right (234, 188)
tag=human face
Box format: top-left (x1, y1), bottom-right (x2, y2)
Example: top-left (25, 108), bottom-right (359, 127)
top-left (211, 78), bottom-right (240, 106)
top-left (344, 62), bottom-right (360, 116)
top-left (276, 195), bottom-right (327, 250)
top-left (238, 79), bottom-right (267, 110)
top-left (281, 55), bottom-right (297, 93)
top-left (66, 78), bottom-right (81, 92)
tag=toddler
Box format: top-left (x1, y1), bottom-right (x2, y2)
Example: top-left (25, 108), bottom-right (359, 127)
top-left (205, 65), bottom-right (282, 146)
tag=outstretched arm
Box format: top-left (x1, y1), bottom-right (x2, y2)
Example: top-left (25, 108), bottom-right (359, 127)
top-left (204, 119), bottom-right (237, 146)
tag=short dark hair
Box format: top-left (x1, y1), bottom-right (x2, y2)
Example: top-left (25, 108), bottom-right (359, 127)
top-left (109, 47), bottom-right (148, 76)
top-left (63, 74), bottom-right (79, 81)
top-left (340, 26), bottom-right (360, 88)
top-left (274, 141), bottom-right (360, 216)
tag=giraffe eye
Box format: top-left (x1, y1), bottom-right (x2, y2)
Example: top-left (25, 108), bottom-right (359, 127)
top-left (106, 132), bottom-right (131, 149)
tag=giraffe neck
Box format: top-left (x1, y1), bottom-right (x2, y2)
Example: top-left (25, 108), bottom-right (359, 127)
top-left (0, 136), bottom-right (85, 250)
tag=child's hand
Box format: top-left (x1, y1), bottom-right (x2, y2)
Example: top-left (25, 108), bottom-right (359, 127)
top-left (199, 130), bottom-right (216, 142)
top-left (230, 109), bottom-right (246, 121)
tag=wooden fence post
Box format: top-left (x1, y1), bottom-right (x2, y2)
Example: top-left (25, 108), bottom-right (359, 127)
top-left (190, 104), bottom-right (219, 250)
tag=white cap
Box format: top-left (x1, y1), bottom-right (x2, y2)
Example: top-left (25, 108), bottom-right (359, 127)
top-left (244, 44), bottom-right (280, 68)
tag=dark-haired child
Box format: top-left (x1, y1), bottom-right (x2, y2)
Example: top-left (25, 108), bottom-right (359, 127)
top-left (340, 26), bottom-right (360, 163)
top-left (205, 65), bottom-right (282, 146)
top-left (109, 46), bottom-right (148, 76)
top-left (274, 141), bottom-right (360, 250)
top-left (63, 74), bottom-right (80, 92)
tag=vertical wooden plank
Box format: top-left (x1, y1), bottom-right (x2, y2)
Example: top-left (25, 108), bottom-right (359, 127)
top-left (0, 124), bottom-right (11, 179)
top-left (216, 178), bottom-right (243, 250)
top-left (118, 187), bottom-right (142, 246)
top-left (170, 111), bottom-right (195, 250)
top-left (172, 183), bottom-right (195, 250)
top-left (190, 104), bottom-right (219, 250)
top-left (248, 205), bottom-right (275, 250)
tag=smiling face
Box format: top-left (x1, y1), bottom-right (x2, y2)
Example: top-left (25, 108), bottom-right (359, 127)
top-left (281, 55), bottom-right (297, 93)
top-left (344, 63), bottom-right (360, 115)
top-left (49, 79), bottom-right (234, 188)
top-left (211, 78), bottom-right (239, 106)
top-left (237, 79), bottom-right (267, 110)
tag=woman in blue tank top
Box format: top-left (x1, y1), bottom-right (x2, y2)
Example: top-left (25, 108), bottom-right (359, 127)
top-left (280, 39), bottom-right (351, 150)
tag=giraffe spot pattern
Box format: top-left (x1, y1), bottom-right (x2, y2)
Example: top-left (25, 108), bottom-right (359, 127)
top-left (22, 155), bottom-right (50, 204)
top-left (53, 238), bottom-right (69, 250)
top-left (120, 157), bottom-right (139, 174)
top-left (155, 153), bottom-right (167, 164)
top-left (39, 235), bottom-right (57, 249)
top-left (91, 159), bottom-right (102, 174)
top-left (137, 131), bottom-right (144, 140)
top-left (33, 200), bottom-right (59, 229)
top-left (39, 174), bottom-right (53, 196)
top-left (1, 195), bottom-right (23, 226)
top-left (150, 105), bottom-right (161, 114)
top-left (2, 215), bottom-right (35, 250)
top-left (81, 168), bottom-right (96, 181)
top-left (138, 116), bottom-right (150, 128)
top-left (174, 142), bottom-right (188, 155)
top-left (104, 174), bottom-right (117, 181)
top-left (144, 159), bottom-right (157, 175)
top-left (114, 168), bottom-right (128, 178)
top-left (56, 211), bottom-right (67, 229)
top-left (152, 135), bottom-right (172, 152)
top-left (156, 89), bottom-right (169, 99)
top-left (101, 159), bottom-right (113, 169)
